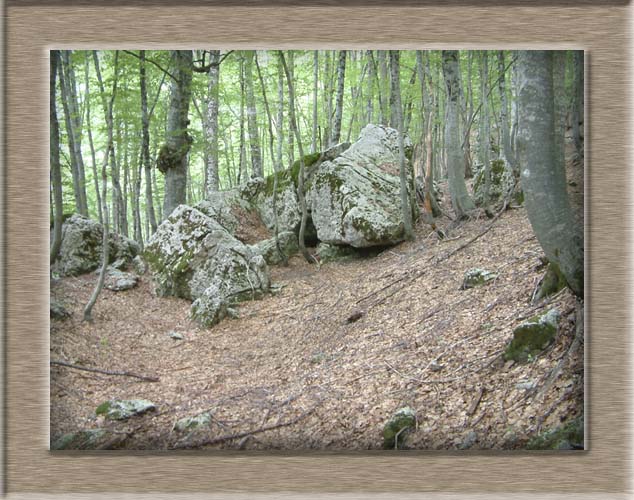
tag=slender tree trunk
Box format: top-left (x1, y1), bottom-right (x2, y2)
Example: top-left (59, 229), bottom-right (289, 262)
top-left (366, 50), bottom-right (375, 124)
top-left (377, 50), bottom-right (389, 125)
top-left (256, 55), bottom-right (287, 265)
top-left (244, 50), bottom-right (263, 178)
top-left (442, 50), bottom-right (476, 219)
top-left (280, 52), bottom-right (313, 264)
top-left (238, 56), bottom-right (246, 184)
top-left (160, 50), bottom-right (193, 218)
top-left (463, 51), bottom-right (474, 179)
top-left (312, 51), bottom-right (319, 154)
top-left (517, 50), bottom-right (583, 297)
top-left (84, 52), bottom-right (102, 224)
top-left (276, 55), bottom-right (285, 169)
top-left (204, 50), bottom-right (221, 194)
top-left (510, 54), bottom-right (520, 172)
top-left (287, 52), bottom-right (295, 166)
top-left (120, 118), bottom-right (130, 237)
top-left (480, 50), bottom-right (491, 206)
top-left (323, 50), bottom-right (333, 146)
top-left (84, 51), bottom-right (119, 322)
top-left (497, 51), bottom-right (513, 170)
top-left (50, 50), bottom-right (64, 265)
top-left (330, 50), bottom-right (346, 146)
top-left (139, 50), bottom-right (158, 235)
top-left (389, 51), bottom-right (414, 240)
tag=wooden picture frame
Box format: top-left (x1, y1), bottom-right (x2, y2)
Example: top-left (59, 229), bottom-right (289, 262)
top-left (3, 1), bottom-right (630, 498)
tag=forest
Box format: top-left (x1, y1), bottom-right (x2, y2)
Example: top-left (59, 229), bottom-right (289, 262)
top-left (50, 49), bottom-right (585, 451)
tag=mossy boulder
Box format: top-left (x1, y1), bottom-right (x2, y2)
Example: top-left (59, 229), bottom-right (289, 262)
top-left (310, 124), bottom-right (418, 248)
top-left (95, 399), bottom-right (156, 420)
top-left (462, 268), bottom-right (498, 289)
top-left (504, 309), bottom-right (560, 363)
top-left (53, 214), bottom-right (140, 276)
top-left (473, 159), bottom-right (517, 206)
top-left (383, 406), bottom-right (416, 449)
top-left (173, 412), bottom-right (212, 433)
top-left (251, 231), bottom-right (299, 265)
top-left (526, 415), bottom-right (584, 450)
top-left (51, 428), bottom-right (127, 450)
top-left (145, 204), bottom-right (270, 327)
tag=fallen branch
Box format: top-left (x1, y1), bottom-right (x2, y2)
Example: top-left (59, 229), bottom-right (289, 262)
top-left (50, 360), bottom-right (159, 382)
top-left (173, 404), bottom-right (319, 449)
top-left (467, 387), bottom-right (485, 416)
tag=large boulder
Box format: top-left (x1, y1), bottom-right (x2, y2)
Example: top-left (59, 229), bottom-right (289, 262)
top-left (53, 214), bottom-right (140, 276)
top-left (309, 124), bottom-right (418, 248)
top-left (145, 204), bottom-right (270, 326)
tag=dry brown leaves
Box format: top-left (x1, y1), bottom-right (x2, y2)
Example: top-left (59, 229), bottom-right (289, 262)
top-left (50, 203), bottom-right (583, 450)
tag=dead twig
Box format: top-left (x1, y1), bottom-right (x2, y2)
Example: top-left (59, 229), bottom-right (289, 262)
top-left (50, 359), bottom-right (159, 382)
top-left (173, 404), bottom-right (319, 449)
top-left (467, 387), bottom-right (485, 416)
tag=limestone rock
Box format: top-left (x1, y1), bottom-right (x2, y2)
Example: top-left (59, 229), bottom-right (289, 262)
top-left (105, 269), bottom-right (139, 292)
top-left (462, 268), bottom-right (498, 289)
top-left (51, 428), bottom-right (128, 450)
top-left (173, 412), bottom-right (212, 433)
top-left (95, 399), bottom-right (156, 420)
top-left (504, 309), bottom-right (560, 363)
top-left (252, 231), bottom-right (299, 265)
top-left (317, 242), bottom-right (362, 263)
top-left (310, 124), bottom-right (418, 248)
top-left (473, 159), bottom-right (519, 206)
top-left (145, 204), bottom-right (269, 327)
top-left (54, 214), bottom-right (140, 276)
top-left (383, 406), bottom-right (416, 449)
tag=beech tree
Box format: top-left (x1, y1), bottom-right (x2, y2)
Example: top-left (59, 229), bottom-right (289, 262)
top-left (442, 50), bottom-right (476, 219)
top-left (50, 50), bottom-right (63, 264)
top-left (517, 50), bottom-right (583, 296)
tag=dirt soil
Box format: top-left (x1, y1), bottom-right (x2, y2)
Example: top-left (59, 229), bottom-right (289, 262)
top-left (50, 184), bottom-right (584, 450)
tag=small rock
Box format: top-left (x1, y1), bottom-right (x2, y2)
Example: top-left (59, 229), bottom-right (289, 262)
top-left (173, 412), bottom-right (212, 433)
top-left (515, 379), bottom-right (537, 391)
top-left (429, 360), bottom-right (443, 372)
top-left (50, 299), bottom-right (71, 320)
top-left (504, 309), bottom-right (560, 363)
top-left (95, 399), bottom-right (156, 420)
top-left (168, 331), bottom-right (184, 340)
top-left (462, 268), bottom-right (498, 289)
top-left (105, 271), bottom-right (139, 291)
top-left (459, 430), bottom-right (478, 449)
top-left (383, 406), bottom-right (416, 449)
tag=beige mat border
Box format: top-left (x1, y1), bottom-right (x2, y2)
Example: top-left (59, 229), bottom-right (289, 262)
top-left (3, 3), bottom-right (631, 498)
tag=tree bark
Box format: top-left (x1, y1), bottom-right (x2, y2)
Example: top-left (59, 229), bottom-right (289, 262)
top-left (276, 55), bottom-right (285, 171)
top-left (442, 50), bottom-right (476, 219)
top-left (84, 51), bottom-right (119, 322)
top-left (312, 51), bottom-right (319, 153)
top-left (160, 50), bottom-right (193, 219)
top-left (244, 50), bottom-right (263, 178)
top-left (280, 52), bottom-right (313, 264)
top-left (139, 50), bottom-right (158, 236)
top-left (480, 50), bottom-right (491, 207)
top-left (204, 50), bottom-right (221, 194)
top-left (517, 50), bottom-right (583, 297)
top-left (330, 50), bottom-right (346, 146)
top-left (497, 51), bottom-right (514, 170)
top-left (366, 50), bottom-right (375, 124)
top-left (572, 50), bottom-right (584, 160)
top-left (84, 52), bottom-right (103, 224)
top-left (50, 50), bottom-right (64, 265)
top-left (389, 51), bottom-right (414, 240)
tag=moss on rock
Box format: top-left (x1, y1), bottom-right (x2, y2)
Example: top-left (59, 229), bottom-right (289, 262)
top-left (383, 406), bottom-right (416, 449)
top-left (504, 309), bottom-right (560, 363)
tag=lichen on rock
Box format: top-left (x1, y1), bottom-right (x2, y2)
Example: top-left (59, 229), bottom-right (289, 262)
top-left (504, 308), bottom-right (560, 363)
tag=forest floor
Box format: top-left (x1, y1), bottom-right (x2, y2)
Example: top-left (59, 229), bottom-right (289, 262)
top-left (50, 159), bottom-right (585, 450)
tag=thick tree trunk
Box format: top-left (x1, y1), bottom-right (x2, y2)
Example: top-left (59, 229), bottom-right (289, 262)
top-left (244, 50), bottom-right (263, 178)
top-left (517, 51), bottom-right (583, 297)
top-left (572, 50), bottom-right (584, 160)
top-left (50, 50), bottom-right (64, 265)
top-left (389, 51), bottom-right (414, 240)
top-left (161, 50), bottom-right (193, 219)
top-left (330, 50), bottom-right (346, 146)
top-left (553, 51), bottom-right (567, 175)
top-left (205, 50), bottom-right (221, 194)
top-left (442, 50), bottom-right (476, 219)
top-left (139, 50), bottom-right (158, 236)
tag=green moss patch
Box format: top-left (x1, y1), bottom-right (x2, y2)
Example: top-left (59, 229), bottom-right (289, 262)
top-left (526, 415), bottom-right (584, 450)
top-left (383, 407), bottom-right (416, 449)
top-left (504, 309), bottom-right (560, 363)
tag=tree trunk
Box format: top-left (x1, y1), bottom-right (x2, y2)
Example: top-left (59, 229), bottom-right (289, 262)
top-left (244, 50), bottom-right (263, 178)
top-left (366, 50), bottom-right (375, 124)
top-left (330, 50), bottom-right (346, 146)
top-left (442, 50), bottom-right (476, 219)
top-left (84, 51), bottom-right (119, 322)
top-left (553, 51), bottom-right (567, 175)
top-left (480, 50), bottom-right (491, 207)
top-left (287, 52), bottom-right (295, 167)
top-left (377, 50), bottom-right (389, 125)
top-left (572, 50), bottom-right (584, 160)
top-left (139, 50), bottom-right (158, 236)
top-left (205, 50), bottom-right (221, 194)
top-left (50, 50), bottom-right (64, 265)
top-left (280, 52), bottom-right (313, 264)
top-left (517, 50), bottom-right (583, 297)
top-left (312, 51), bottom-right (319, 154)
top-left (160, 50), bottom-right (193, 219)
top-left (389, 51), bottom-right (414, 240)
top-left (497, 51), bottom-right (514, 170)
top-left (84, 52), bottom-right (103, 224)
top-left (323, 50), bottom-right (333, 147)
